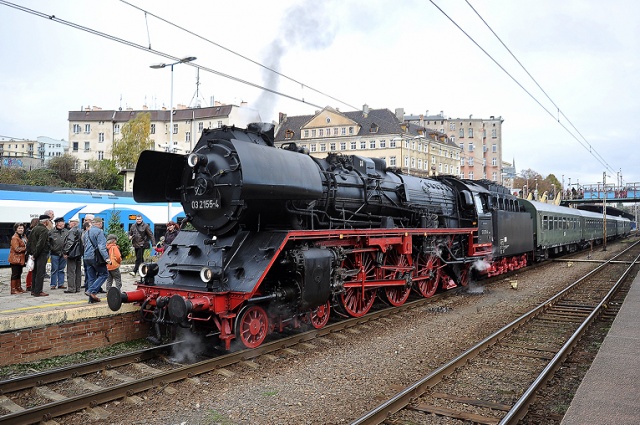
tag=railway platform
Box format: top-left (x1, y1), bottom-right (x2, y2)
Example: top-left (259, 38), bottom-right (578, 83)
top-left (0, 264), bottom-right (150, 366)
top-left (560, 268), bottom-right (640, 425)
top-left (0, 264), bottom-right (140, 332)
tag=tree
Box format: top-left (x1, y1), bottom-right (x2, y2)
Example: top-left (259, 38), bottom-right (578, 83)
top-left (106, 210), bottom-right (132, 260)
top-left (76, 160), bottom-right (122, 190)
top-left (112, 112), bottom-right (154, 169)
top-left (0, 167), bottom-right (28, 184)
top-left (49, 154), bottom-right (77, 182)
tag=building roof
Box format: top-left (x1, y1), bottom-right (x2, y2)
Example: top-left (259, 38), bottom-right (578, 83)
top-left (68, 105), bottom-right (234, 123)
top-left (274, 107), bottom-right (404, 142)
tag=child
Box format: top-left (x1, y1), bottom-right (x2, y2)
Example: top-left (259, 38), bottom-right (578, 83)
top-left (105, 234), bottom-right (122, 291)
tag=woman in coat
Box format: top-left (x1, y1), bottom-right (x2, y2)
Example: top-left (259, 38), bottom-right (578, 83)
top-left (8, 222), bottom-right (28, 294)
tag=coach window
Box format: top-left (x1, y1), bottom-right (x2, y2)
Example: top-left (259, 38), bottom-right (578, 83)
top-left (542, 216), bottom-right (548, 230)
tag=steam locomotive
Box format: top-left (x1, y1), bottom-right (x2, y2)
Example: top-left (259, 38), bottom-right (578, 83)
top-left (108, 123), bottom-right (630, 350)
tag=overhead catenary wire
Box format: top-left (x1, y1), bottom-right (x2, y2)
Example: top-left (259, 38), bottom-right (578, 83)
top-left (428, 0), bottom-right (615, 175)
top-left (118, 0), bottom-right (360, 112)
top-left (462, 0), bottom-right (614, 174)
top-left (0, 0), bottom-right (326, 110)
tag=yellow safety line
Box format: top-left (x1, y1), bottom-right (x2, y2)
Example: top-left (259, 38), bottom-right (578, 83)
top-left (0, 300), bottom-right (93, 314)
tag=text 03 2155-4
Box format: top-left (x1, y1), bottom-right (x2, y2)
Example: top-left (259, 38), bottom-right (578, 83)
top-left (191, 199), bottom-right (220, 210)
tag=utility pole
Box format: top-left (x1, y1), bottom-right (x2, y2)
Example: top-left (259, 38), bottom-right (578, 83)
top-left (603, 171), bottom-right (607, 251)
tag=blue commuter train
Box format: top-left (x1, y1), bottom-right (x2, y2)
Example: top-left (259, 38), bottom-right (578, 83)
top-left (0, 184), bottom-right (184, 266)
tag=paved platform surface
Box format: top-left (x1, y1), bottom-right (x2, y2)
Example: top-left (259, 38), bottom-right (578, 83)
top-left (560, 268), bottom-right (640, 425)
top-left (0, 264), bottom-right (142, 333)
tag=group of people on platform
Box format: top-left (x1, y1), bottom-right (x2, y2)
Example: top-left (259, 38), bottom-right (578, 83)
top-left (8, 212), bottom-right (178, 304)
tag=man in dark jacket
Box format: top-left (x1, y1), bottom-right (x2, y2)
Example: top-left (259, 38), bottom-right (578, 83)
top-left (128, 215), bottom-right (155, 276)
top-left (49, 217), bottom-right (68, 290)
top-left (26, 215), bottom-right (52, 297)
top-left (63, 218), bottom-right (83, 293)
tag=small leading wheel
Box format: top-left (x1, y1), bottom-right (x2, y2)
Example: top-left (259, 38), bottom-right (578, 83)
top-left (309, 301), bottom-right (331, 329)
top-left (414, 254), bottom-right (441, 298)
top-left (235, 305), bottom-right (269, 349)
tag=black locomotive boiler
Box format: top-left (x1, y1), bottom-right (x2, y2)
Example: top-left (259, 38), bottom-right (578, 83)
top-left (108, 123), bottom-right (563, 349)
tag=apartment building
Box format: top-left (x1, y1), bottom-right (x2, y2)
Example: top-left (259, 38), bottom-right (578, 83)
top-left (0, 136), bottom-right (68, 169)
top-left (274, 105), bottom-right (462, 178)
top-left (405, 112), bottom-right (504, 183)
top-left (67, 103), bottom-right (261, 170)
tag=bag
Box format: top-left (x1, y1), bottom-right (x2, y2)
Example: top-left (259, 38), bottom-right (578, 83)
top-left (94, 248), bottom-right (107, 265)
top-left (26, 255), bottom-right (34, 271)
top-left (68, 238), bottom-right (83, 259)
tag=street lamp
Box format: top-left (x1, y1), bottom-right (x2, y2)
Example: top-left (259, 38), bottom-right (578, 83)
top-left (150, 56), bottom-right (197, 151)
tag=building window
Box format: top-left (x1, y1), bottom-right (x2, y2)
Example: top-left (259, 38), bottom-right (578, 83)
top-left (360, 141), bottom-right (366, 149)
top-left (304, 130), bottom-right (309, 138)
top-left (98, 132), bottom-right (104, 142)
top-left (349, 127), bottom-right (354, 135)
top-left (492, 128), bottom-right (497, 138)
top-left (151, 124), bottom-right (156, 134)
top-left (469, 171), bottom-right (474, 180)
top-left (114, 124), bottom-right (120, 135)
top-left (492, 172), bottom-right (497, 181)
top-left (492, 157), bottom-right (497, 166)
top-left (350, 141), bottom-right (357, 150)
top-left (98, 151), bottom-right (104, 160)
top-left (369, 140), bottom-right (376, 149)
top-left (84, 142), bottom-right (90, 151)
top-left (320, 143), bottom-right (326, 152)
top-left (460, 157), bottom-right (464, 166)
top-left (418, 159), bottom-right (422, 169)
top-left (459, 129), bottom-right (464, 138)
top-left (340, 142), bottom-right (346, 150)
top-left (173, 124), bottom-right (178, 134)
top-left (468, 143), bottom-right (474, 152)
top-left (390, 156), bottom-right (396, 167)
top-left (199, 122), bottom-right (204, 132)
top-left (217, 121), bottom-right (222, 128)
top-left (311, 129), bottom-right (316, 137)
top-left (310, 144), bottom-right (317, 152)
top-left (186, 132), bottom-right (191, 143)
top-left (445, 164), bottom-right (449, 173)
top-left (379, 139), bottom-right (386, 148)
top-left (341, 128), bottom-right (346, 136)
top-left (450, 136), bottom-right (456, 143)
top-left (469, 157), bottom-right (474, 166)
top-left (330, 142), bottom-right (336, 151)
top-left (334, 128), bottom-right (339, 136)
top-left (492, 143), bottom-right (497, 152)
top-left (73, 142), bottom-right (79, 152)
top-left (73, 124), bottom-right (81, 134)
top-left (319, 129), bottom-right (324, 137)
top-left (390, 139), bottom-right (396, 148)
top-left (84, 124), bottom-right (91, 133)
top-left (449, 122), bottom-right (456, 131)
top-left (285, 130), bottom-right (294, 139)
top-left (468, 128), bottom-right (473, 138)
top-left (84, 160), bottom-right (90, 170)
top-left (404, 156), bottom-right (409, 167)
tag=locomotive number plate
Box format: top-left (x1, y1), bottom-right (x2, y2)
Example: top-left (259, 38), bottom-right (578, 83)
top-left (191, 199), bottom-right (220, 210)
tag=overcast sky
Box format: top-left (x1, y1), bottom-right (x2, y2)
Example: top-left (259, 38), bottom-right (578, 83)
top-left (1, 0), bottom-right (638, 188)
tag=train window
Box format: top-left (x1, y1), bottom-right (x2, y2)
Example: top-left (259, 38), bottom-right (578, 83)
top-left (543, 216), bottom-right (548, 230)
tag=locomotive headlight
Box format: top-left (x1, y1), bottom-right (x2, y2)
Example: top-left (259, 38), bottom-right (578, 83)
top-left (200, 266), bottom-right (223, 283)
top-left (140, 263), bottom-right (159, 278)
top-left (200, 267), bottom-right (213, 283)
top-left (188, 153), bottom-right (208, 168)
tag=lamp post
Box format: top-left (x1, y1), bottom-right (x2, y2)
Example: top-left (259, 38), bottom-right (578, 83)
top-left (150, 56), bottom-right (197, 152)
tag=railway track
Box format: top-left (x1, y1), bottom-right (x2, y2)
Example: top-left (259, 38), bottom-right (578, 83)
top-left (0, 279), bottom-right (474, 425)
top-left (351, 240), bottom-right (640, 425)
